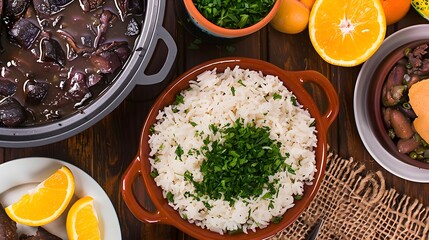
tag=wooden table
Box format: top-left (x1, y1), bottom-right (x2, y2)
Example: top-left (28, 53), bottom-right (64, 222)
top-left (1, 2), bottom-right (428, 239)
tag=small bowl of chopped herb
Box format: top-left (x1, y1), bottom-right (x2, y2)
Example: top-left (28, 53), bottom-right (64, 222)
top-left (183, 0), bottom-right (281, 38)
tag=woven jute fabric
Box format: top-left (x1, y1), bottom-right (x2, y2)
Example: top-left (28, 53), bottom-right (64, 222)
top-left (273, 152), bottom-right (429, 240)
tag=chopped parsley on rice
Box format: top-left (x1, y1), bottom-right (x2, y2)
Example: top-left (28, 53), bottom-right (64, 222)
top-left (148, 66), bottom-right (317, 234)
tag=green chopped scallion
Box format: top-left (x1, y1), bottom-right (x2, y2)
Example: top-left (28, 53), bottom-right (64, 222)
top-left (192, 118), bottom-right (288, 204)
top-left (175, 145), bottom-right (184, 160)
top-left (174, 94), bottom-right (184, 105)
top-left (273, 93), bottom-right (282, 100)
top-left (294, 194), bottom-right (303, 200)
top-left (150, 169), bottom-right (159, 178)
top-left (238, 79), bottom-right (246, 86)
top-left (193, 0), bottom-right (276, 29)
top-left (290, 96), bottom-right (297, 106)
top-left (272, 216), bottom-right (283, 223)
top-left (167, 192), bottom-right (174, 203)
top-left (231, 86), bottom-right (236, 96)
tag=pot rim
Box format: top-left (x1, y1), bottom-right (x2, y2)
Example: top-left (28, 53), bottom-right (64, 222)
top-left (183, 0), bottom-right (280, 38)
top-left (132, 57), bottom-right (337, 239)
top-left (0, 0), bottom-right (166, 147)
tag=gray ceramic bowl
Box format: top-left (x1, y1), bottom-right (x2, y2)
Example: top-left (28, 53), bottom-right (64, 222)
top-left (354, 24), bottom-right (429, 182)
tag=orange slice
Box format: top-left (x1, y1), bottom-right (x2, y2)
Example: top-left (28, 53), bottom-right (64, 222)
top-left (308, 0), bottom-right (386, 67)
top-left (66, 196), bottom-right (101, 240)
top-left (5, 166), bottom-right (75, 226)
top-left (409, 79), bottom-right (429, 143)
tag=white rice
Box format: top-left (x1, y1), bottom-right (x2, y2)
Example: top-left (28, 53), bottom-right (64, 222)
top-left (148, 66), bottom-right (317, 234)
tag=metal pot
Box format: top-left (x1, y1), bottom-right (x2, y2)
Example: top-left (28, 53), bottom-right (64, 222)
top-left (0, 0), bottom-right (177, 148)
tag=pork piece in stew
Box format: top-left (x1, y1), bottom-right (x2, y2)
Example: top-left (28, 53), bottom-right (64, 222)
top-left (381, 43), bottom-right (429, 163)
top-left (0, 0), bottom-right (145, 127)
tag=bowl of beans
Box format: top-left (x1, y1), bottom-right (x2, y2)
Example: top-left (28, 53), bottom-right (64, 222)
top-left (355, 25), bottom-right (429, 180)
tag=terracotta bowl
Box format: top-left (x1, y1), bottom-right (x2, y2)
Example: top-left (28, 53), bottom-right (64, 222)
top-left (367, 40), bottom-right (429, 170)
top-left (121, 57), bottom-right (339, 239)
top-left (182, 0), bottom-right (280, 38)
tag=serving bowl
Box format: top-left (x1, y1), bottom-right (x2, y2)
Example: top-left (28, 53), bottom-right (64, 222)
top-left (354, 24), bottom-right (429, 182)
top-left (183, 0), bottom-right (280, 38)
top-left (121, 57), bottom-right (339, 239)
top-left (369, 39), bottom-right (429, 170)
top-left (0, 0), bottom-right (176, 148)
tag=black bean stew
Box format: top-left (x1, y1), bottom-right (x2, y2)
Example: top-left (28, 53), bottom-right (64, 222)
top-left (381, 43), bottom-right (429, 162)
top-left (0, 0), bottom-right (145, 127)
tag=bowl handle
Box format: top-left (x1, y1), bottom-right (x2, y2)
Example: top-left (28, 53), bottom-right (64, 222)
top-left (121, 155), bottom-right (169, 224)
top-left (288, 70), bottom-right (339, 129)
top-left (132, 0), bottom-right (177, 85)
top-left (134, 26), bottom-right (177, 85)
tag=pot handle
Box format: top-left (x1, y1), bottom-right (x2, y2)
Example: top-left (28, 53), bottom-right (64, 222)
top-left (134, 26), bottom-right (177, 85)
top-left (289, 70), bottom-right (339, 129)
top-left (121, 155), bottom-right (169, 224)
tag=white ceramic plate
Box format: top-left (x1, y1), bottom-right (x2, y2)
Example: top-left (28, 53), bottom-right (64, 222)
top-left (354, 24), bottom-right (429, 183)
top-left (0, 157), bottom-right (121, 239)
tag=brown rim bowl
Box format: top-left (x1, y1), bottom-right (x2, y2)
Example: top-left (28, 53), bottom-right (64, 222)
top-left (121, 57), bottom-right (339, 240)
top-left (182, 0), bottom-right (280, 38)
top-left (368, 39), bottom-right (429, 170)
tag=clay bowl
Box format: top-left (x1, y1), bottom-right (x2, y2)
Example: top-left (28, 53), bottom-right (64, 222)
top-left (367, 39), bottom-right (429, 170)
top-left (121, 57), bottom-right (339, 239)
top-left (182, 0), bottom-right (280, 38)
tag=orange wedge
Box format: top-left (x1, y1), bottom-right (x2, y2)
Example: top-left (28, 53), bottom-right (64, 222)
top-left (66, 196), bottom-right (101, 240)
top-left (5, 166), bottom-right (75, 226)
top-left (308, 0), bottom-right (386, 67)
top-left (409, 79), bottom-right (429, 143)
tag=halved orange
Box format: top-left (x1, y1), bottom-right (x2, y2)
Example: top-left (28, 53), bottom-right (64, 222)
top-left (66, 196), bottom-right (101, 240)
top-left (309, 0), bottom-right (387, 67)
top-left (5, 166), bottom-right (75, 226)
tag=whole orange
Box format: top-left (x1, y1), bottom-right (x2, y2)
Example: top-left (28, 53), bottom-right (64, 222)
top-left (270, 0), bottom-right (314, 34)
top-left (301, 0), bottom-right (315, 9)
top-left (380, 0), bottom-right (411, 25)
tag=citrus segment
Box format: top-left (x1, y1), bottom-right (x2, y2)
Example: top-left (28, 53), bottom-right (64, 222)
top-left (409, 79), bottom-right (429, 143)
top-left (308, 0), bottom-right (386, 67)
top-left (66, 196), bottom-right (101, 240)
top-left (5, 166), bottom-right (75, 226)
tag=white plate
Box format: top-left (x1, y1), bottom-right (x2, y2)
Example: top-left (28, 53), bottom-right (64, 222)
top-left (354, 24), bottom-right (429, 183)
top-left (0, 157), bottom-right (121, 239)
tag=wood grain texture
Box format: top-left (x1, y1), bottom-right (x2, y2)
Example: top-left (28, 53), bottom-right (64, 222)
top-left (0, 2), bottom-right (427, 240)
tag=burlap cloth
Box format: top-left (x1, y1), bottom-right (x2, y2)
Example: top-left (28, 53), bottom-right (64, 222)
top-left (273, 152), bottom-right (429, 240)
